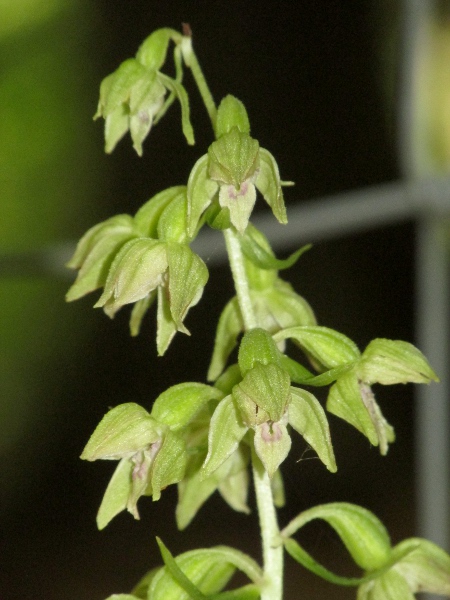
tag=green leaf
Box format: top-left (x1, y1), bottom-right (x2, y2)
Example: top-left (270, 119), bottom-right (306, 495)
top-left (233, 363), bottom-right (291, 426)
top-left (357, 338), bottom-right (439, 385)
top-left (152, 540), bottom-right (263, 600)
top-left (134, 186), bottom-right (187, 238)
top-left (284, 537), bottom-right (365, 586)
top-left (238, 328), bottom-right (282, 377)
top-left (187, 154), bottom-right (219, 238)
top-left (135, 28), bottom-right (181, 70)
top-left (254, 420), bottom-right (291, 478)
top-left (203, 396), bottom-right (248, 477)
top-left (151, 542), bottom-right (235, 600)
top-left (94, 238), bottom-right (168, 316)
top-left (207, 298), bottom-right (243, 382)
top-left (151, 383), bottom-right (223, 431)
top-left (281, 502), bottom-right (392, 571)
top-left (158, 72), bottom-right (195, 146)
top-left (273, 325), bottom-right (360, 370)
top-left (208, 128), bottom-right (259, 188)
top-left (80, 403), bottom-right (162, 461)
top-left (241, 227), bottom-right (311, 271)
top-left (166, 243), bottom-right (209, 333)
top-left (255, 148), bottom-right (287, 225)
top-left (215, 95), bottom-right (251, 138)
top-left (155, 538), bottom-right (209, 600)
top-left (288, 388), bottom-right (336, 472)
top-left (96, 458), bottom-right (133, 530)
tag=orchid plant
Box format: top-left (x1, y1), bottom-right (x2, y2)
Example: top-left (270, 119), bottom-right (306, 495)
top-left (66, 27), bottom-right (450, 600)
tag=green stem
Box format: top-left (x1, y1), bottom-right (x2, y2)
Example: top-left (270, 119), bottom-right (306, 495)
top-left (181, 35), bottom-right (217, 133)
top-left (224, 226), bottom-right (283, 599)
top-left (252, 447), bottom-right (284, 600)
top-left (223, 228), bottom-right (257, 331)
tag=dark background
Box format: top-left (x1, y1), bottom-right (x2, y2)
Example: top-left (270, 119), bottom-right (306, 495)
top-left (1, 2), bottom-right (421, 599)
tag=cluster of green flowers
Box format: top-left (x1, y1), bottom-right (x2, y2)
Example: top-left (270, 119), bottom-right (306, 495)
top-left (67, 28), bottom-right (450, 600)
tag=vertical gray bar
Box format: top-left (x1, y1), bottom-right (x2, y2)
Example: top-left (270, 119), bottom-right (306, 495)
top-left (415, 217), bottom-right (450, 600)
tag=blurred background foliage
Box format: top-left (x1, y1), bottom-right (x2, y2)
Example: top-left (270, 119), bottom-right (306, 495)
top-left (0, 2), bottom-right (447, 599)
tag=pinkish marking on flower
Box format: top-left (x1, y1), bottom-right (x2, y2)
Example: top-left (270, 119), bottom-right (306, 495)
top-left (227, 180), bottom-right (248, 200)
top-left (261, 421), bottom-right (282, 443)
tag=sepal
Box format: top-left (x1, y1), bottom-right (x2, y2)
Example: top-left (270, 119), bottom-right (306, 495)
top-left (255, 148), bottom-right (288, 225)
top-left (215, 95), bottom-right (251, 138)
top-left (238, 328), bottom-right (282, 376)
top-left (151, 382), bottom-right (223, 431)
top-left (80, 403), bottom-right (162, 461)
top-left (135, 28), bottom-right (182, 70)
top-left (94, 238), bottom-right (168, 317)
top-left (166, 242), bottom-right (209, 333)
top-left (186, 154), bottom-right (219, 238)
top-left (326, 372), bottom-right (395, 455)
top-left (357, 338), bottom-right (439, 385)
top-left (392, 538), bottom-right (450, 595)
top-left (177, 445), bottom-right (250, 530)
top-left (66, 215), bottom-right (137, 301)
top-left (288, 388), bottom-right (337, 472)
top-left (134, 186), bottom-right (187, 238)
top-left (208, 127), bottom-right (259, 188)
top-left (202, 395), bottom-right (248, 477)
top-left (207, 298), bottom-right (243, 382)
top-left (232, 362), bottom-right (291, 426)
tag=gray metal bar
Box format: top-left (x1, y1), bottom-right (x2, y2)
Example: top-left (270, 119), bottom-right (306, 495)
top-left (415, 217), bottom-right (450, 551)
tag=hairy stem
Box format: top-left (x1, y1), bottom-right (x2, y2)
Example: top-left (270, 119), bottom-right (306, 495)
top-left (224, 228), bottom-right (257, 331)
top-left (252, 446), bottom-right (283, 600)
top-left (181, 35), bottom-right (217, 133)
top-left (224, 226), bottom-right (283, 598)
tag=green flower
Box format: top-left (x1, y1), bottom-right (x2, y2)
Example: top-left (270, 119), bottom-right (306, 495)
top-left (82, 382), bottom-right (222, 529)
top-left (94, 29), bottom-right (194, 156)
top-left (273, 327), bottom-right (438, 455)
top-left (186, 95), bottom-right (289, 236)
top-left (357, 538), bottom-right (450, 599)
top-left (67, 187), bottom-right (208, 355)
top-left (94, 238), bottom-right (208, 355)
top-left (203, 329), bottom-right (336, 480)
